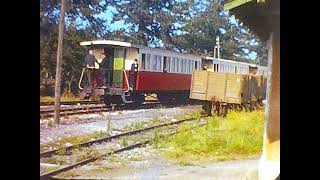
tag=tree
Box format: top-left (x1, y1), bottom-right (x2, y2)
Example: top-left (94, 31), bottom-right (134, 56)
top-left (40, 0), bottom-right (110, 36)
top-left (40, 0), bottom-right (110, 96)
top-left (112, 0), bottom-right (190, 47)
top-left (170, 0), bottom-right (266, 64)
top-left (169, 1), bottom-right (232, 55)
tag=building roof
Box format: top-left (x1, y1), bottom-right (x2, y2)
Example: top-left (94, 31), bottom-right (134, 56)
top-left (223, 0), bottom-right (279, 41)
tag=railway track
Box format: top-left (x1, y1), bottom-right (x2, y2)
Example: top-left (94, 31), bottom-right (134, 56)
top-left (40, 116), bottom-right (207, 179)
top-left (40, 101), bottom-right (102, 106)
top-left (40, 100), bottom-right (197, 119)
top-left (40, 105), bottom-right (108, 118)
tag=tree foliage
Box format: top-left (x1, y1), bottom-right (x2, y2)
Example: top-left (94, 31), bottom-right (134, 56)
top-left (40, 0), bottom-right (268, 96)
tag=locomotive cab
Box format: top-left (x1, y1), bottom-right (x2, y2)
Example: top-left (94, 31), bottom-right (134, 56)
top-left (78, 40), bottom-right (140, 106)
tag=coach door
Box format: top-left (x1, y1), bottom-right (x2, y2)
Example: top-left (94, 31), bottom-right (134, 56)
top-left (113, 48), bottom-right (125, 88)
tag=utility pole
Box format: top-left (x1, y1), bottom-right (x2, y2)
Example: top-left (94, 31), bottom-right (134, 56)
top-left (216, 36), bottom-right (220, 59)
top-left (53, 0), bottom-right (66, 125)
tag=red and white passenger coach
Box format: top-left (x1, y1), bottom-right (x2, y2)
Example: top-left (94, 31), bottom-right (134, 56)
top-left (78, 40), bottom-right (267, 106)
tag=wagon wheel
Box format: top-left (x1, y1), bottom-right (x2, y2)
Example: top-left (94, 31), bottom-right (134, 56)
top-left (236, 104), bottom-right (242, 112)
top-left (221, 104), bottom-right (229, 117)
top-left (201, 101), bottom-right (212, 116)
top-left (238, 104), bottom-right (243, 111)
top-left (254, 101), bottom-right (262, 110)
top-left (242, 104), bottom-right (249, 112)
top-left (214, 102), bottom-right (222, 116)
top-left (231, 104), bottom-right (238, 111)
top-left (252, 102), bottom-right (258, 111)
top-left (257, 98), bottom-right (263, 107)
top-left (247, 103), bottom-right (255, 111)
top-left (211, 102), bottom-right (216, 115)
top-left (233, 104), bottom-right (240, 112)
top-left (103, 95), bottom-right (112, 108)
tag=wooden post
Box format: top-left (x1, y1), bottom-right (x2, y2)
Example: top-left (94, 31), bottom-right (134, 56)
top-left (53, 0), bottom-right (66, 125)
top-left (259, 31), bottom-right (280, 180)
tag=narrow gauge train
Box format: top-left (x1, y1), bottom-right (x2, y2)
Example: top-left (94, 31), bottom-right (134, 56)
top-left (78, 40), bottom-right (267, 106)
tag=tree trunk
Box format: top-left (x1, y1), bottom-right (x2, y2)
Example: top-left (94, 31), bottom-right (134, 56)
top-left (53, 0), bottom-right (66, 125)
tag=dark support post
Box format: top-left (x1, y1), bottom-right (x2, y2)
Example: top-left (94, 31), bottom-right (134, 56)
top-left (53, 0), bottom-right (66, 125)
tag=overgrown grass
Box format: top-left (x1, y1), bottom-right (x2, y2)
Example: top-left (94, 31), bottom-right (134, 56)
top-left (156, 110), bottom-right (264, 163)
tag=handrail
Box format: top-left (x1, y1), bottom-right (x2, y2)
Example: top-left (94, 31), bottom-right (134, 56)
top-left (79, 68), bottom-right (130, 92)
top-left (78, 68), bottom-right (85, 90)
top-left (122, 69), bottom-right (130, 93)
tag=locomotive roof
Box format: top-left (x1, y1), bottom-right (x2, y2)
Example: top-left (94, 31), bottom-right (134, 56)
top-left (80, 40), bottom-right (267, 68)
top-left (80, 40), bottom-right (201, 60)
top-left (80, 40), bottom-right (135, 47)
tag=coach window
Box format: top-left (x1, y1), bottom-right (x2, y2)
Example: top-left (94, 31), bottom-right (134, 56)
top-left (182, 59), bottom-right (186, 72)
top-left (163, 56), bottom-right (168, 72)
top-left (235, 66), bottom-right (237, 73)
top-left (172, 58), bottom-right (175, 72)
top-left (187, 60), bottom-right (189, 73)
top-left (193, 60), bottom-right (195, 71)
top-left (186, 60), bottom-right (189, 73)
top-left (169, 57), bottom-right (173, 72)
top-left (159, 55), bottom-right (162, 71)
top-left (141, 53), bottom-right (146, 70)
top-left (184, 59), bottom-right (187, 72)
top-left (182, 59), bottom-right (187, 73)
top-left (145, 54), bottom-right (151, 70)
top-left (152, 55), bottom-right (158, 71)
top-left (195, 61), bottom-right (198, 70)
top-left (176, 58), bottom-right (179, 72)
top-left (167, 57), bottom-right (171, 73)
top-left (157, 55), bottom-right (162, 71)
top-left (175, 58), bottom-right (179, 72)
top-left (170, 58), bottom-right (175, 72)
